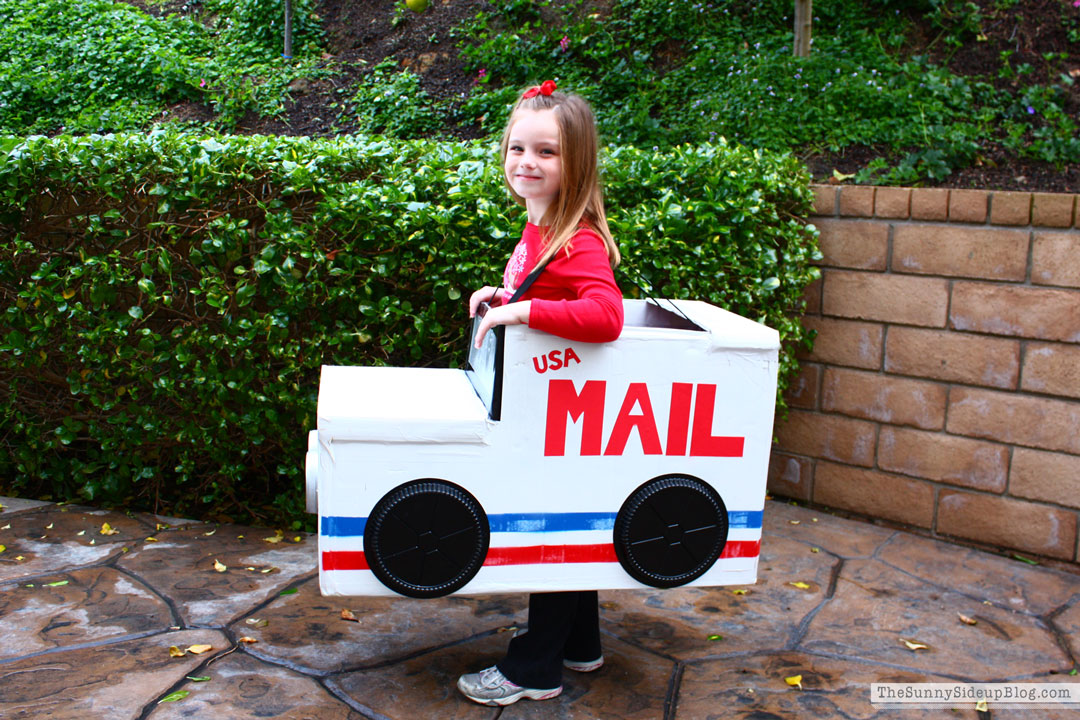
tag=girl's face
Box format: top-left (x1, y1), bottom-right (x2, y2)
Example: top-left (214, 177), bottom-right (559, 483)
top-left (504, 109), bottom-right (562, 223)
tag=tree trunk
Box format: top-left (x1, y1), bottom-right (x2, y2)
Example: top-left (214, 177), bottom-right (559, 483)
top-left (794, 0), bottom-right (812, 57)
top-left (284, 0), bottom-right (293, 59)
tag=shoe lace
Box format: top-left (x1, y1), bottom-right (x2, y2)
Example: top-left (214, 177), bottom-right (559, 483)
top-left (479, 667), bottom-right (508, 688)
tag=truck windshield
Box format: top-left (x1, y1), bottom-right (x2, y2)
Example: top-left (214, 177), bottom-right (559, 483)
top-left (465, 307), bottom-right (504, 420)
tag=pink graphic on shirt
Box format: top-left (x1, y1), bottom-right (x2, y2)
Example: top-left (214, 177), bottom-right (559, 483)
top-left (503, 238), bottom-right (528, 295)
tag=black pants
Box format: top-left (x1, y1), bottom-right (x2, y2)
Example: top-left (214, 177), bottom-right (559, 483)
top-left (497, 590), bottom-right (601, 689)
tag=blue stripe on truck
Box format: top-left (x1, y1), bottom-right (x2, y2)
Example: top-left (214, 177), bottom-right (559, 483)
top-left (322, 510), bottom-right (762, 537)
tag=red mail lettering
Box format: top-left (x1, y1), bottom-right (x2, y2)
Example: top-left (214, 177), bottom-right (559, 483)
top-left (544, 379), bottom-right (605, 456)
top-left (665, 382), bottom-right (693, 456)
top-left (532, 347), bottom-right (582, 374)
top-left (544, 379), bottom-right (744, 457)
top-left (604, 383), bottom-right (661, 455)
top-left (690, 384), bottom-right (744, 457)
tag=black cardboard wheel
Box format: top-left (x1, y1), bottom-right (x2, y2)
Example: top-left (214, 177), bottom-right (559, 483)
top-left (614, 475), bottom-right (728, 588)
top-left (363, 480), bottom-right (489, 598)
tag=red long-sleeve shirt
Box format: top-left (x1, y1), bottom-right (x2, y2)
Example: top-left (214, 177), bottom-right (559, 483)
top-left (500, 222), bottom-right (623, 343)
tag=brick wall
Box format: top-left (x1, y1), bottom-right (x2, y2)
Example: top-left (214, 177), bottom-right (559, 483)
top-left (770, 185), bottom-right (1080, 563)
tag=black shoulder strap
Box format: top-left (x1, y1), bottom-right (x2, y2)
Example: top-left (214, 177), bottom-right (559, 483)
top-left (616, 264), bottom-right (695, 327)
top-left (506, 256), bottom-right (550, 303)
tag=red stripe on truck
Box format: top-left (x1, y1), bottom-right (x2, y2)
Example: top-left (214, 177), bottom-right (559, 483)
top-left (321, 540), bottom-right (759, 572)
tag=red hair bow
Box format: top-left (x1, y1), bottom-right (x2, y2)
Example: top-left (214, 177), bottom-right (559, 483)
top-left (523, 80), bottom-right (557, 99)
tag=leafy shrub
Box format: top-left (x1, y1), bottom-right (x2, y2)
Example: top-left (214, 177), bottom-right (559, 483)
top-left (210, 0), bottom-right (324, 61)
top-left (456, 0), bottom-right (940, 148)
top-left (926, 0), bottom-right (985, 51)
top-left (0, 131), bottom-right (818, 526)
top-left (0, 0), bottom-right (205, 133)
top-left (454, 0), bottom-right (1079, 181)
top-left (0, 0), bottom-right (325, 135)
top-left (335, 60), bottom-right (444, 139)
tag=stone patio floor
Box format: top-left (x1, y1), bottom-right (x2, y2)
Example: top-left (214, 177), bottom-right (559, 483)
top-left (1, 496), bottom-right (1078, 719)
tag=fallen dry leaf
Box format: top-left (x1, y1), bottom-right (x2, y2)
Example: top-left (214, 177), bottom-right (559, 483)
top-left (785, 674), bottom-right (803, 690)
top-left (76, 530), bottom-right (85, 536)
top-left (0, 544), bottom-right (5, 553)
top-left (213, 559), bottom-right (227, 573)
top-left (789, 520), bottom-right (800, 525)
top-left (976, 699), bottom-right (989, 712)
top-left (145, 537), bottom-right (159, 543)
top-left (341, 609), bottom-right (359, 622)
top-left (238, 636), bottom-right (258, 644)
top-left (169, 646), bottom-right (186, 658)
top-left (203, 529), bottom-right (216, 537)
top-left (732, 589), bottom-right (748, 595)
top-left (810, 547), bottom-right (820, 553)
top-left (245, 618), bottom-right (269, 628)
top-left (186, 644), bottom-right (213, 655)
top-left (45, 523), bottom-right (53, 529)
top-left (1, 524), bottom-right (9, 530)
top-left (497, 625), bottom-right (519, 633)
top-left (100, 523), bottom-right (119, 536)
top-left (902, 639), bottom-right (929, 651)
top-left (15, 555), bottom-right (25, 561)
top-left (789, 581), bottom-right (812, 590)
top-left (958, 613), bottom-right (977, 626)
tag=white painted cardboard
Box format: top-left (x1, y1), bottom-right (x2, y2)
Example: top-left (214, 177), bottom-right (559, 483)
top-left (307, 299), bottom-right (779, 596)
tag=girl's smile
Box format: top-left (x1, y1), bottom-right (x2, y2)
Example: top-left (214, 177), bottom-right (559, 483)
top-left (504, 109), bottom-right (561, 224)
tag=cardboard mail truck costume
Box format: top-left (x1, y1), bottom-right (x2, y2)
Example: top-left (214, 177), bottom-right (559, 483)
top-left (306, 299), bottom-right (779, 598)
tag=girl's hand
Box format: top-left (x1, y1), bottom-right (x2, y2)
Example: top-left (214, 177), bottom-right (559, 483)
top-left (469, 286), bottom-right (503, 318)
top-left (474, 301), bottom-right (531, 348)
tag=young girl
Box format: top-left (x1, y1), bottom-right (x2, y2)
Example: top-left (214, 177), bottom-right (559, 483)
top-left (457, 81), bottom-right (624, 706)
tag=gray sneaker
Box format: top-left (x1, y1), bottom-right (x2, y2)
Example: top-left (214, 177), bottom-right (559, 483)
top-left (563, 655), bottom-right (604, 672)
top-left (510, 630), bottom-right (604, 673)
top-left (456, 666), bottom-right (562, 706)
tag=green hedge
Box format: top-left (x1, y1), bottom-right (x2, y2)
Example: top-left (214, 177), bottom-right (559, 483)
top-left (0, 131), bottom-right (819, 527)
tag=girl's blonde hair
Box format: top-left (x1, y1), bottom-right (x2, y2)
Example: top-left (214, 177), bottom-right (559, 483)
top-left (499, 88), bottom-right (620, 268)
